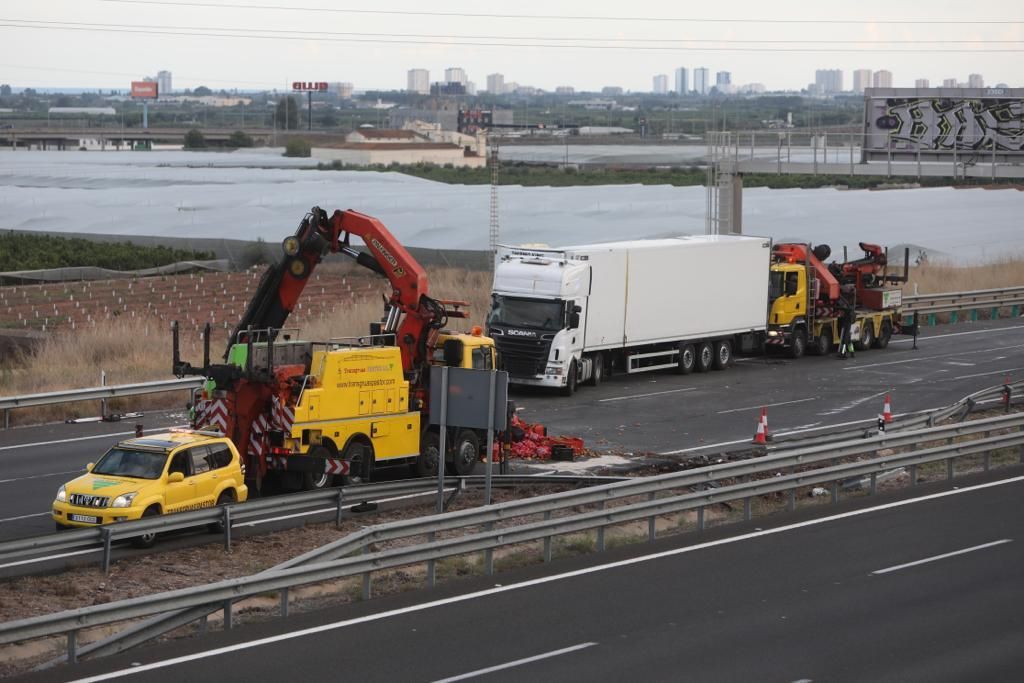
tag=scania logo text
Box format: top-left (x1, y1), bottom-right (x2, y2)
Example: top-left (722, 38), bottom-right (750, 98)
top-left (507, 329), bottom-right (537, 336)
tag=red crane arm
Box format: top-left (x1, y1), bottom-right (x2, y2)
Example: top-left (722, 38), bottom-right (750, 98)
top-left (773, 243), bottom-right (840, 301)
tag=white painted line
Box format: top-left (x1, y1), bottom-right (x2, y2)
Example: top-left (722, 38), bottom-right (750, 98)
top-left (599, 388), bottom-right (696, 403)
top-left (816, 389), bottom-right (890, 417)
top-left (943, 362), bottom-right (975, 367)
top-left (0, 547), bottom-right (99, 570)
top-left (944, 367), bottom-right (1024, 382)
top-left (891, 324), bottom-right (1024, 344)
top-left (842, 343), bottom-right (1024, 371)
top-left (717, 397), bottom-right (817, 415)
top-left (68, 474), bottom-right (1024, 683)
top-left (0, 424), bottom-right (189, 454)
top-left (0, 512), bottom-right (49, 523)
top-left (0, 469), bottom-right (81, 485)
top-left (432, 642), bottom-right (598, 682)
top-left (659, 438), bottom-right (751, 456)
top-left (871, 539), bottom-right (1012, 575)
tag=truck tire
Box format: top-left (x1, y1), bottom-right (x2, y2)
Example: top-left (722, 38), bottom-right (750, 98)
top-left (588, 353), bottom-right (604, 386)
top-left (303, 445), bottom-right (334, 490)
top-left (675, 343), bottom-right (696, 375)
top-left (855, 322), bottom-right (875, 351)
top-left (712, 340), bottom-right (732, 370)
top-left (451, 430), bottom-right (480, 476)
top-left (341, 440), bottom-right (372, 485)
top-left (560, 360), bottom-right (578, 396)
top-left (416, 431), bottom-right (441, 477)
top-left (811, 329), bottom-right (832, 356)
top-left (789, 328), bottom-right (806, 359)
top-left (873, 320), bottom-right (892, 349)
top-left (695, 342), bottom-right (714, 372)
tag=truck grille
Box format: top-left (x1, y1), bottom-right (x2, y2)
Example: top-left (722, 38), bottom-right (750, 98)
top-left (494, 335), bottom-right (552, 378)
top-left (69, 494), bottom-right (110, 508)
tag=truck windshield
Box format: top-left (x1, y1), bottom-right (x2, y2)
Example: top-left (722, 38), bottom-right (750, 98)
top-left (488, 295), bottom-right (564, 331)
top-left (92, 448), bottom-right (167, 480)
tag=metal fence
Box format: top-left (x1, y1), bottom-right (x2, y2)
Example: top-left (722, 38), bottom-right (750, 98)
top-left (2, 402), bottom-right (1021, 662)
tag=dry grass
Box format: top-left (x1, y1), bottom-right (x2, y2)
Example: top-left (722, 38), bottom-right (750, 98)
top-left (906, 258), bottom-right (1024, 295)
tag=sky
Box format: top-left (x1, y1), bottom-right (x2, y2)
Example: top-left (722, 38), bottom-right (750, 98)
top-left (1, 0), bottom-right (1023, 93)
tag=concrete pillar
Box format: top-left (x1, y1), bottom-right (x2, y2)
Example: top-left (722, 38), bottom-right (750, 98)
top-left (716, 171), bottom-right (743, 234)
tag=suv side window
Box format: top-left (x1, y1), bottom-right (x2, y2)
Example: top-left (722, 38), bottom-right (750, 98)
top-left (206, 443), bottom-right (233, 470)
top-left (168, 450), bottom-right (192, 477)
top-left (190, 446), bottom-right (210, 475)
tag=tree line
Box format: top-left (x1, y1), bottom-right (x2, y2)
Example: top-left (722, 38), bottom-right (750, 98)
top-left (0, 232), bottom-right (215, 272)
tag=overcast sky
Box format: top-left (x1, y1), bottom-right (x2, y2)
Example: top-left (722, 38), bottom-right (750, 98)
top-left (2, 0), bottom-right (1022, 92)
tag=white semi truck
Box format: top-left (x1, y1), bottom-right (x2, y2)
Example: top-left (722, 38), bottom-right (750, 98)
top-left (487, 236), bottom-right (773, 395)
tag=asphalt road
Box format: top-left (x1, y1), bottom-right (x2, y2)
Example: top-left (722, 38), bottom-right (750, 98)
top-left (1, 319), bottom-right (1021, 544)
top-left (23, 470), bottom-right (1024, 683)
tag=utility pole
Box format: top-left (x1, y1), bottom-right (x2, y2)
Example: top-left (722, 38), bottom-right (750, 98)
top-left (488, 137), bottom-right (500, 255)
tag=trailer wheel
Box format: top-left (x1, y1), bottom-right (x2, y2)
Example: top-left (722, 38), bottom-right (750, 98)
top-left (452, 430), bottom-right (480, 476)
top-left (811, 329), bottom-right (833, 356)
top-left (789, 328), bottom-right (806, 359)
top-left (712, 340), bottom-right (732, 370)
top-left (675, 343), bottom-right (696, 375)
top-left (873, 320), bottom-right (892, 349)
top-left (416, 431), bottom-right (441, 477)
top-left (695, 342), bottom-right (714, 372)
top-left (855, 322), bottom-right (875, 351)
top-left (560, 360), bottom-right (578, 396)
top-left (303, 445), bottom-right (335, 490)
top-left (588, 353), bottom-right (604, 386)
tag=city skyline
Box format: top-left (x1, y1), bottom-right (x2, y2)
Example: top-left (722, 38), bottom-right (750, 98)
top-left (2, 0), bottom-right (1022, 92)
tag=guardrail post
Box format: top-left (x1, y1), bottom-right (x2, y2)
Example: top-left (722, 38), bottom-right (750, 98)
top-left (597, 501), bottom-right (605, 552)
top-left (870, 472), bottom-right (878, 495)
top-left (970, 309), bottom-right (978, 322)
top-left (950, 311), bottom-right (958, 324)
top-left (223, 600), bottom-right (233, 630)
top-left (67, 630), bottom-right (78, 664)
top-left (788, 488), bottom-right (796, 512)
top-left (3, 408), bottom-right (8, 430)
top-left (280, 587), bottom-right (289, 617)
top-left (485, 522), bottom-right (495, 575)
top-left (222, 506), bottom-right (231, 552)
top-left (831, 480), bottom-right (839, 504)
top-left (910, 464), bottom-right (918, 487)
top-left (543, 511), bottom-right (552, 562)
top-left (648, 492), bottom-right (656, 542)
top-left (426, 532), bottom-right (436, 586)
top-left (335, 489), bottom-right (345, 528)
top-left (947, 458), bottom-right (954, 481)
top-left (743, 496), bottom-right (751, 521)
top-left (198, 615), bottom-right (208, 635)
top-left (362, 546), bottom-right (371, 600)
top-left (697, 506), bottom-right (705, 531)
top-left (984, 452), bottom-right (991, 471)
top-left (991, 307), bottom-right (999, 321)
top-left (101, 527), bottom-right (112, 574)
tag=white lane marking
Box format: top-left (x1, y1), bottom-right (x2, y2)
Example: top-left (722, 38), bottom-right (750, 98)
top-left (944, 362), bottom-right (975, 367)
top-left (717, 397), bottom-right (817, 415)
top-left (0, 547), bottom-right (99, 570)
top-left (943, 367), bottom-right (1024, 382)
top-left (0, 512), bottom-right (49, 522)
top-left (816, 389), bottom-right (890, 417)
top-left (69, 474), bottom-right (1024, 683)
top-left (871, 539), bottom-right (1012, 575)
top-left (0, 424), bottom-right (189, 454)
top-left (842, 343), bottom-right (1024, 371)
top-left (0, 469), bottom-right (81, 485)
top-left (432, 642), bottom-right (598, 682)
top-left (599, 388), bottom-right (696, 403)
top-left (891, 324), bottom-right (1024, 344)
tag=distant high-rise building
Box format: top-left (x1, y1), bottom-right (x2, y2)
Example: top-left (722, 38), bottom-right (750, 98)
top-left (674, 67), bottom-right (689, 94)
top-left (332, 82), bottom-right (354, 99)
top-left (914, 78), bottom-right (930, 89)
top-left (555, 86), bottom-right (575, 95)
top-left (486, 73), bottom-right (505, 94)
top-left (465, 82), bottom-right (477, 95)
top-left (942, 78), bottom-right (958, 88)
top-left (601, 86), bottom-right (624, 96)
top-left (407, 69), bottom-right (429, 94)
top-left (852, 69), bottom-right (872, 94)
top-left (444, 67), bottom-right (467, 85)
top-left (872, 70), bottom-right (893, 88)
top-left (815, 69), bottom-right (843, 94)
top-left (693, 67), bottom-right (710, 95)
top-left (653, 74), bottom-right (669, 94)
top-left (716, 71), bottom-right (731, 87)
top-left (968, 73), bottom-right (984, 88)
top-left (156, 70), bottom-right (172, 96)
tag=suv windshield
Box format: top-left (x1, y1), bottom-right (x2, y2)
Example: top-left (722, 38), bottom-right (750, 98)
top-left (488, 295), bottom-right (564, 331)
top-left (92, 448), bottom-right (168, 480)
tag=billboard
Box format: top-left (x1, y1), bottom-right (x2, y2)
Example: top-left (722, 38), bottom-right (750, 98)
top-left (292, 81), bottom-right (328, 92)
top-left (863, 87), bottom-right (1024, 162)
top-left (130, 81), bottom-right (158, 99)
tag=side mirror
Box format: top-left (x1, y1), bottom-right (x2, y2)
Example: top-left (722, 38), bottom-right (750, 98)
top-left (443, 339), bottom-right (464, 367)
top-left (569, 313), bottom-right (580, 329)
top-left (168, 472), bottom-right (185, 483)
top-left (86, 462), bottom-right (94, 472)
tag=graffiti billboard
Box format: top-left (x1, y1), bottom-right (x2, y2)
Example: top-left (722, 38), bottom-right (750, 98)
top-left (863, 87), bottom-right (1024, 162)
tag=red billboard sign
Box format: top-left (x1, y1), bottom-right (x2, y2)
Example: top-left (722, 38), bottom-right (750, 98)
top-left (292, 81), bottom-right (329, 92)
top-left (130, 81), bottom-right (159, 99)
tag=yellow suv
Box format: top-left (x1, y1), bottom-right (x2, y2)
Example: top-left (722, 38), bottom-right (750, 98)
top-left (53, 430), bottom-right (248, 547)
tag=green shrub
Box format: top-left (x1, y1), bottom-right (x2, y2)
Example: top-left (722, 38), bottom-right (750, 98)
top-left (284, 138), bottom-right (311, 158)
top-left (183, 129), bottom-right (206, 149)
top-left (227, 130), bottom-right (254, 148)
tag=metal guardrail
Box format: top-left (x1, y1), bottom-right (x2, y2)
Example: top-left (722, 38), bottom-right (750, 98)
top-left (903, 286), bottom-right (1024, 316)
top-left (3, 407), bottom-right (1022, 659)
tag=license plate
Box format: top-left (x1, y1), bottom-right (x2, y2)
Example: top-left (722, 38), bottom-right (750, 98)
top-left (69, 514), bottom-right (99, 524)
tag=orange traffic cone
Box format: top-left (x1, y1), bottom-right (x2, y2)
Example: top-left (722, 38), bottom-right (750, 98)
top-left (882, 394), bottom-right (893, 423)
top-left (760, 407), bottom-right (771, 441)
top-left (753, 415), bottom-right (767, 445)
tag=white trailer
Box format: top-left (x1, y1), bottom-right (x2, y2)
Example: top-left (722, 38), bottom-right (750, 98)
top-left (487, 235), bottom-right (772, 394)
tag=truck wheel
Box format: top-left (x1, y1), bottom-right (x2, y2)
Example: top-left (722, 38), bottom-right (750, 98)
top-left (588, 353), bottom-right (604, 386)
top-left (855, 323), bottom-right (875, 351)
top-left (560, 360), bottom-right (577, 396)
top-left (131, 506), bottom-right (161, 549)
top-left (341, 440), bottom-right (372, 486)
top-left (675, 343), bottom-right (696, 375)
top-left (712, 340), bottom-right (732, 370)
top-left (302, 445), bottom-right (334, 490)
top-left (789, 328), bottom-right (806, 359)
top-left (416, 431), bottom-right (441, 477)
top-left (695, 342), bottom-right (714, 372)
top-left (873, 320), bottom-right (892, 349)
top-left (452, 430), bottom-right (480, 476)
top-left (811, 329), bottom-right (833, 356)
